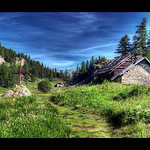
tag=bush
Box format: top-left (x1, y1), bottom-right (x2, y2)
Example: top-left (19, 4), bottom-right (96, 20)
top-left (129, 85), bottom-right (149, 96)
top-left (38, 80), bottom-right (52, 93)
top-left (113, 85), bottom-right (149, 100)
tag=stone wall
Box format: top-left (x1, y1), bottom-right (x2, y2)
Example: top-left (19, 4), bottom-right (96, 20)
top-left (121, 60), bottom-right (150, 86)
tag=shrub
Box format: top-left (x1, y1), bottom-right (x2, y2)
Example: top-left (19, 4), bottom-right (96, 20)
top-left (38, 80), bottom-right (52, 93)
top-left (129, 85), bottom-right (149, 96)
top-left (113, 85), bottom-right (149, 100)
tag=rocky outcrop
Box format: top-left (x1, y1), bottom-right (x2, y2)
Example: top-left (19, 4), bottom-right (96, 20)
top-left (0, 55), bottom-right (5, 64)
top-left (15, 57), bottom-right (26, 66)
top-left (2, 85), bottom-right (31, 97)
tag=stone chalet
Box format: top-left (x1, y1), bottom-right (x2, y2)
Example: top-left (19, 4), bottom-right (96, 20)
top-left (94, 53), bottom-right (150, 86)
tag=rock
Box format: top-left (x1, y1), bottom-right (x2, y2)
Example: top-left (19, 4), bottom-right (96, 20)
top-left (2, 90), bottom-right (15, 97)
top-left (54, 83), bottom-right (65, 87)
top-left (15, 57), bottom-right (26, 66)
top-left (2, 84), bottom-right (31, 97)
top-left (0, 55), bottom-right (5, 64)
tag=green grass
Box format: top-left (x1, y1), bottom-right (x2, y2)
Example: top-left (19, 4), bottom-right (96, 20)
top-left (22, 78), bottom-right (72, 95)
top-left (50, 82), bottom-right (150, 138)
top-left (50, 101), bottom-right (113, 138)
top-left (1, 78), bottom-right (150, 138)
top-left (0, 86), bottom-right (11, 95)
top-left (0, 95), bottom-right (71, 138)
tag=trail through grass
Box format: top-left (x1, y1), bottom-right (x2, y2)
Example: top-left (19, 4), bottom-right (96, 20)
top-left (50, 82), bottom-right (150, 138)
top-left (49, 101), bottom-right (113, 138)
top-left (1, 78), bottom-right (150, 138)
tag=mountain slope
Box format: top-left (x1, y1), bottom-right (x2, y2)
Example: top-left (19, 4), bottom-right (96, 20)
top-left (0, 44), bottom-right (68, 88)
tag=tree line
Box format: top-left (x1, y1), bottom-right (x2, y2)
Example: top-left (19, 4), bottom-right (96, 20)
top-left (1, 17), bottom-right (149, 88)
top-left (115, 18), bottom-right (150, 59)
top-left (72, 17), bottom-right (150, 83)
top-left (0, 44), bottom-right (71, 88)
top-left (72, 55), bottom-right (106, 82)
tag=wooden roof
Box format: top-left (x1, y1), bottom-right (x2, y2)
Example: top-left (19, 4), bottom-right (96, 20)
top-left (111, 56), bottom-right (150, 81)
top-left (94, 53), bottom-right (144, 81)
top-left (94, 54), bottom-right (133, 75)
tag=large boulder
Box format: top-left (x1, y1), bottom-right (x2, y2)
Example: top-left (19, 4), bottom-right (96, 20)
top-left (2, 85), bottom-right (31, 97)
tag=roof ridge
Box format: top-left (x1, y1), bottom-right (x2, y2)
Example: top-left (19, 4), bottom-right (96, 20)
top-left (94, 54), bottom-right (133, 75)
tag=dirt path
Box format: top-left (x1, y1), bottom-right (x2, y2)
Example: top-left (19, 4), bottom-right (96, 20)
top-left (50, 101), bottom-right (114, 138)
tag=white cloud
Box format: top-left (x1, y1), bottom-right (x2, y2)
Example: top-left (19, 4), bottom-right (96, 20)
top-left (79, 43), bottom-right (118, 52)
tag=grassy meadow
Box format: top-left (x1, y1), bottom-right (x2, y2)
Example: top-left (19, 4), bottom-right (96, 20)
top-left (50, 82), bottom-right (150, 138)
top-left (0, 95), bottom-right (71, 138)
top-left (0, 78), bottom-right (150, 138)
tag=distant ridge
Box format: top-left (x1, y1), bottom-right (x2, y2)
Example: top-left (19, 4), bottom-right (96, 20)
top-left (67, 68), bottom-right (77, 78)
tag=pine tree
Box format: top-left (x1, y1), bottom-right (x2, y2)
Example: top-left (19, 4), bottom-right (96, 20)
top-left (146, 30), bottom-right (150, 60)
top-left (90, 56), bottom-right (95, 68)
top-left (86, 60), bottom-right (89, 71)
top-left (64, 69), bottom-right (68, 80)
top-left (49, 69), bottom-right (53, 81)
top-left (133, 18), bottom-right (148, 56)
top-left (0, 63), bottom-right (11, 88)
top-left (0, 49), bottom-right (4, 58)
top-left (68, 74), bottom-right (71, 82)
top-left (115, 34), bottom-right (131, 55)
top-left (101, 56), bottom-right (106, 62)
top-left (10, 63), bottom-right (18, 86)
top-left (81, 61), bottom-right (86, 74)
top-left (22, 62), bottom-right (30, 81)
top-left (53, 68), bottom-right (57, 78)
top-left (40, 63), bottom-right (44, 78)
top-left (98, 55), bottom-right (101, 62)
top-left (72, 65), bottom-right (79, 80)
top-left (60, 70), bottom-right (64, 79)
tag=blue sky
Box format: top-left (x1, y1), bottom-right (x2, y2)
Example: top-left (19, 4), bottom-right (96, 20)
top-left (0, 12), bottom-right (150, 70)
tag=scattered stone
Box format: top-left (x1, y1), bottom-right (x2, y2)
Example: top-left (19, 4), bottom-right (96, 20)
top-left (54, 83), bottom-right (65, 87)
top-left (2, 84), bottom-right (31, 97)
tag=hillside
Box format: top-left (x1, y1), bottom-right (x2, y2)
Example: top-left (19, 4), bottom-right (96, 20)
top-left (0, 44), bottom-right (71, 88)
top-left (1, 80), bottom-right (150, 138)
top-left (50, 82), bottom-right (150, 138)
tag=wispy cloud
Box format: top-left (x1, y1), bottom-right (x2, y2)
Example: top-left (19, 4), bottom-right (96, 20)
top-left (79, 43), bottom-right (118, 52)
top-left (0, 12), bottom-right (149, 70)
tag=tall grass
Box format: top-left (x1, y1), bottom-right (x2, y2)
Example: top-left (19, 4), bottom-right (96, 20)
top-left (50, 82), bottom-right (150, 137)
top-left (0, 95), bottom-right (71, 138)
